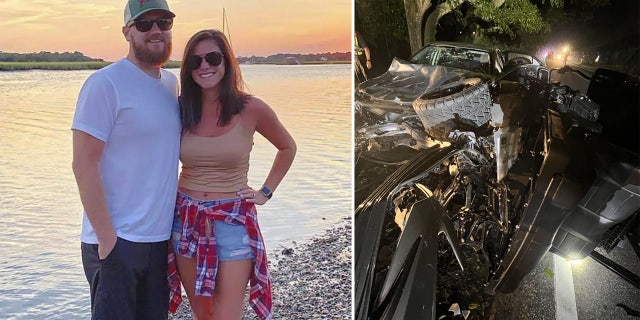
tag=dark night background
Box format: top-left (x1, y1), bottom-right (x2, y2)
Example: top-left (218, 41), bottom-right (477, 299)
top-left (355, 0), bottom-right (639, 78)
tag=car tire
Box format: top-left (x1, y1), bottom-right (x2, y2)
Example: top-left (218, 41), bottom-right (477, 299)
top-left (413, 81), bottom-right (492, 141)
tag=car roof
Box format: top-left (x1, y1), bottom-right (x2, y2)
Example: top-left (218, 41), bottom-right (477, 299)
top-left (422, 41), bottom-right (492, 53)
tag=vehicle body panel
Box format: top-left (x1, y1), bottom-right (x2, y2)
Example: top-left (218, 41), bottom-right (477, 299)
top-left (355, 37), bottom-right (640, 317)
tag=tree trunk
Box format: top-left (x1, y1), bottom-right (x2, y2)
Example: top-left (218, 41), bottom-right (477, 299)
top-left (421, 0), bottom-right (506, 47)
top-left (423, 0), bottom-right (464, 45)
top-left (403, 0), bottom-right (433, 54)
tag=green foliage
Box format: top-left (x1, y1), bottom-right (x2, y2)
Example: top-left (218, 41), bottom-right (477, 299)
top-left (431, 0), bottom-right (577, 51)
top-left (238, 52), bottom-right (351, 64)
top-left (541, 0), bottom-right (563, 7)
top-left (472, 0), bottom-right (550, 38)
top-left (0, 61), bottom-right (110, 71)
top-left (544, 267), bottom-right (554, 278)
top-left (0, 51), bottom-right (103, 63)
top-left (162, 61), bottom-right (182, 69)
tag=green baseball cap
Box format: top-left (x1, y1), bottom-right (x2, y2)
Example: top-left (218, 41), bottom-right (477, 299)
top-left (124, 0), bottom-right (175, 25)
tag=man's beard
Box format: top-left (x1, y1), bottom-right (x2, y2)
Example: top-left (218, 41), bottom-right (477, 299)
top-left (131, 36), bottom-right (172, 66)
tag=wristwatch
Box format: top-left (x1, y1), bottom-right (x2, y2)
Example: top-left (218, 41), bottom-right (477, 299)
top-left (259, 185), bottom-right (273, 199)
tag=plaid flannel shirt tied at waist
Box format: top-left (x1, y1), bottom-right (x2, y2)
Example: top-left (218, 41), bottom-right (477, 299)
top-left (168, 194), bottom-right (272, 319)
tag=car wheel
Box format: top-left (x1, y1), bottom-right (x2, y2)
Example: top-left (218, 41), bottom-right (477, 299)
top-left (413, 80), bottom-right (492, 141)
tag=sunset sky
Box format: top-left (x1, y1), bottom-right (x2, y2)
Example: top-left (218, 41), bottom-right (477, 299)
top-left (0, 0), bottom-right (351, 61)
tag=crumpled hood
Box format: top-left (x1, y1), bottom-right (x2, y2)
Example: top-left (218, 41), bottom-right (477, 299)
top-left (356, 58), bottom-right (488, 112)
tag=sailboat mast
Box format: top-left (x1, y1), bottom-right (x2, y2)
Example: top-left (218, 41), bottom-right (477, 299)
top-left (223, 8), bottom-right (232, 46)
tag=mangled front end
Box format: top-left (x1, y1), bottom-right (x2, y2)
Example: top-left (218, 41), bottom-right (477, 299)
top-left (355, 140), bottom-right (522, 320)
top-left (355, 58), bottom-right (497, 155)
top-left (354, 58), bottom-right (531, 320)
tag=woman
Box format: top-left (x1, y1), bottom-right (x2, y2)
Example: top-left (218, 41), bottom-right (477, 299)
top-left (168, 29), bottom-right (296, 320)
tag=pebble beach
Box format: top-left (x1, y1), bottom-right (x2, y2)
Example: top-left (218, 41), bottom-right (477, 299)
top-left (169, 217), bottom-right (352, 320)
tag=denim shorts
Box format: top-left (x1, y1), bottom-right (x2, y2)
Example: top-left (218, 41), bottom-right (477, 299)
top-left (172, 193), bottom-right (254, 261)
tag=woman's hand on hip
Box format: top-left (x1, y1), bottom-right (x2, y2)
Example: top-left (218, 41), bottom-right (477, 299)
top-left (237, 187), bottom-right (268, 205)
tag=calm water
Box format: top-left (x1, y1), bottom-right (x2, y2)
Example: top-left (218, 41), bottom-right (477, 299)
top-left (0, 64), bottom-right (352, 319)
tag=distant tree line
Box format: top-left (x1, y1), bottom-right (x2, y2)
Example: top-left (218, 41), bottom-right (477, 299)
top-left (237, 52), bottom-right (350, 64)
top-left (0, 51), bottom-right (103, 62)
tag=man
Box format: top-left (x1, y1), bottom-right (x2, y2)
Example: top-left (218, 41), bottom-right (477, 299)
top-left (354, 31), bottom-right (372, 82)
top-left (71, 0), bottom-right (180, 319)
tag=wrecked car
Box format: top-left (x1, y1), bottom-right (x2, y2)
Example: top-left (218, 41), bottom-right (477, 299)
top-left (354, 41), bottom-right (640, 319)
top-left (355, 42), bottom-right (501, 139)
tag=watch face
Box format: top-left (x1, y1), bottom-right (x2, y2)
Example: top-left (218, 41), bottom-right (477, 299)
top-left (260, 186), bottom-right (272, 197)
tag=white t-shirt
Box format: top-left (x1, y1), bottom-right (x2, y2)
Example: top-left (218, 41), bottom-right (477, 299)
top-left (72, 59), bottom-right (181, 243)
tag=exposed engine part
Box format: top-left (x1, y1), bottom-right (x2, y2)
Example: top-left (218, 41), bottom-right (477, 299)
top-left (494, 127), bottom-right (522, 181)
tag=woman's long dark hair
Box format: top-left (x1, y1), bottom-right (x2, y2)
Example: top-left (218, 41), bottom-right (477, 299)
top-left (179, 29), bottom-right (250, 130)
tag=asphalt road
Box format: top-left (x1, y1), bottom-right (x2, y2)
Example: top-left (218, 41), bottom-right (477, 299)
top-left (490, 245), bottom-right (640, 320)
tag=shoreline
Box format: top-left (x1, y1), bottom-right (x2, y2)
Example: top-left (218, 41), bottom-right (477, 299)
top-left (0, 61), bottom-right (350, 71)
top-left (169, 217), bottom-right (352, 319)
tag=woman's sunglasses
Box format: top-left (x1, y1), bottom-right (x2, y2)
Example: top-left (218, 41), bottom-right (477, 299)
top-left (189, 52), bottom-right (224, 70)
top-left (129, 18), bottom-right (173, 32)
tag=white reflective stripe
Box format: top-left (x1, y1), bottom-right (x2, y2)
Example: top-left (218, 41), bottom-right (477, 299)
top-left (553, 255), bottom-right (579, 320)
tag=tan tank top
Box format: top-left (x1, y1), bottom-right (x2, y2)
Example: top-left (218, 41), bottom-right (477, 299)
top-left (178, 123), bottom-right (253, 192)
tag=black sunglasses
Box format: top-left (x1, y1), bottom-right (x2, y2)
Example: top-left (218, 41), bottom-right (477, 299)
top-left (189, 52), bottom-right (224, 70)
top-left (129, 18), bottom-right (173, 32)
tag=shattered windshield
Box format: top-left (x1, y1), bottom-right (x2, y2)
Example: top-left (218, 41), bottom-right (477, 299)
top-left (409, 45), bottom-right (491, 74)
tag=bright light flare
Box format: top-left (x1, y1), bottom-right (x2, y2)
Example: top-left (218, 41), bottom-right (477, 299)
top-left (567, 259), bottom-right (584, 266)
